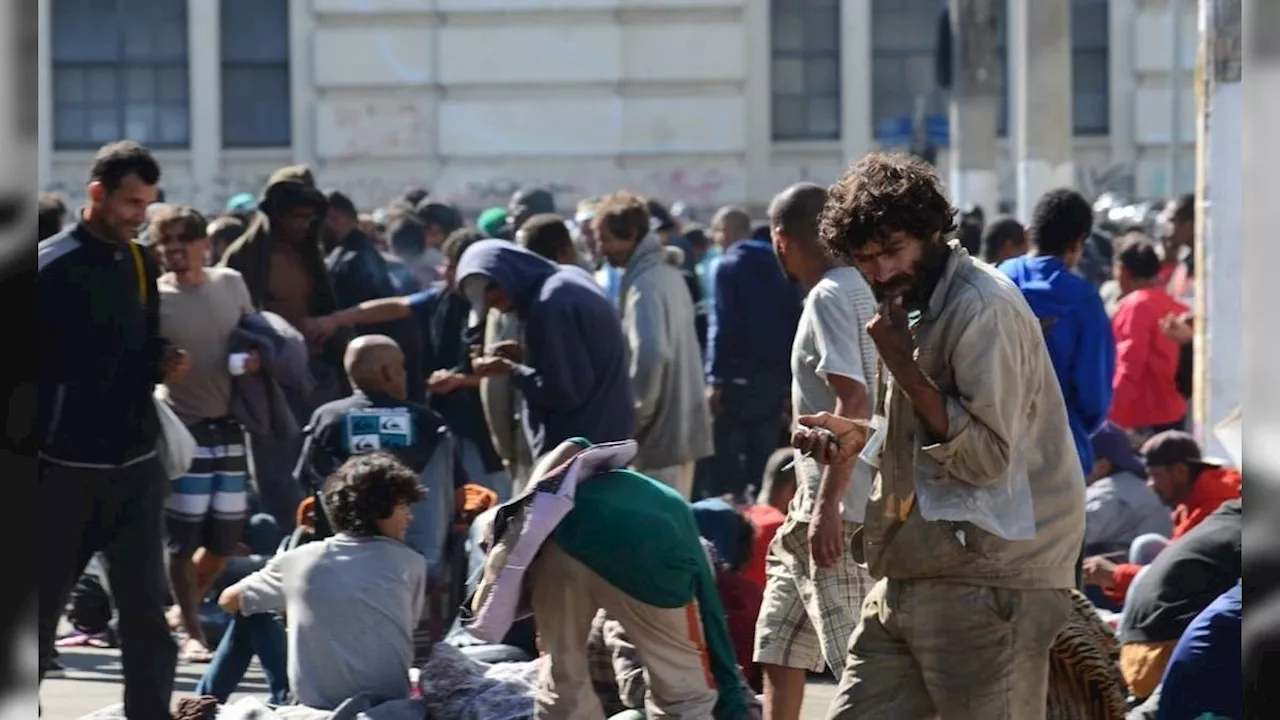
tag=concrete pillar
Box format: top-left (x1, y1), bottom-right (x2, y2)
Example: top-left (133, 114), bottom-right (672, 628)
top-left (1193, 0), bottom-right (1241, 458)
top-left (742, 0), bottom-right (771, 208)
top-left (946, 0), bottom-right (1000, 216)
top-left (1009, 0), bottom-right (1074, 223)
top-left (187, 0), bottom-right (221, 211)
top-left (289, 1), bottom-right (318, 169)
top-left (840, 0), bottom-right (875, 168)
top-left (1107, 0), bottom-right (1138, 175)
top-left (36, 0), bottom-right (51, 190)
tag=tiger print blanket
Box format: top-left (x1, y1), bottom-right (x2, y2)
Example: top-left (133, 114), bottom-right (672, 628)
top-left (1047, 589), bottom-right (1130, 720)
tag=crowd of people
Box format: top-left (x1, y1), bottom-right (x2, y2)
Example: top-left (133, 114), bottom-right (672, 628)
top-left (36, 139), bottom-right (1242, 720)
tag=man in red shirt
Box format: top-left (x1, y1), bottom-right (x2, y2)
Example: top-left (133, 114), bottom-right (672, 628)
top-left (1108, 236), bottom-right (1189, 434)
top-left (1083, 431), bottom-right (1241, 605)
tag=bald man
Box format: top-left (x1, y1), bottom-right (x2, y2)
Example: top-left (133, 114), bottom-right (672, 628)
top-left (295, 334), bottom-right (466, 569)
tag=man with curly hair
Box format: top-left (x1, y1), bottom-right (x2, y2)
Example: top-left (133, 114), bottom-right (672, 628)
top-left (791, 152), bottom-right (1085, 719)
top-left (217, 452), bottom-right (428, 709)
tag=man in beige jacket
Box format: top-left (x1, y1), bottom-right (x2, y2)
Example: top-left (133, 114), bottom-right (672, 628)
top-left (792, 153), bottom-right (1085, 720)
top-left (592, 191), bottom-right (714, 498)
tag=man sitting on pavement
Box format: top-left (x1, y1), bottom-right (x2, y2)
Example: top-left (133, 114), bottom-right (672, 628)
top-left (1083, 430), bottom-right (1241, 607)
top-left (217, 452), bottom-right (428, 710)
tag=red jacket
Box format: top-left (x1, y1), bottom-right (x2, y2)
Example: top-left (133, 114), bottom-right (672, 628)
top-left (1105, 467), bottom-right (1242, 603)
top-left (742, 504), bottom-right (785, 590)
top-left (1109, 287), bottom-right (1189, 429)
top-left (716, 570), bottom-right (764, 692)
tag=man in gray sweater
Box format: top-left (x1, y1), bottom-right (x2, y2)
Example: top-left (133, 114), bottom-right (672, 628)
top-left (217, 452), bottom-right (428, 709)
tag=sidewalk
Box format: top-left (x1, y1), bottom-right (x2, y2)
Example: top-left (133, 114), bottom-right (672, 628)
top-left (40, 646), bottom-right (841, 719)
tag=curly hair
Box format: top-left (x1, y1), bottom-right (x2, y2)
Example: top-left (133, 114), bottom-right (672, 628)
top-left (819, 152), bottom-right (958, 261)
top-left (595, 190), bottom-right (652, 242)
top-left (321, 452), bottom-right (426, 537)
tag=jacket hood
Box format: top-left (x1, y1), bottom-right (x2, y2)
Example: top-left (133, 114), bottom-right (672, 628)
top-left (258, 165), bottom-right (327, 215)
top-left (455, 239), bottom-right (559, 313)
top-left (998, 254), bottom-right (1097, 319)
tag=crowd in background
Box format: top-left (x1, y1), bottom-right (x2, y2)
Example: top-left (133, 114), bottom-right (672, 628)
top-left (37, 140), bottom-right (1242, 720)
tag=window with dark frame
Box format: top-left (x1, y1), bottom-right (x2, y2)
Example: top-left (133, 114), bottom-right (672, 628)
top-left (220, 0), bottom-right (291, 148)
top-left (869, 0), bottom-right (951, 146)
top-left (771, 0), bottom-right (841, 142)
top-left (51, 0), bottom-right (190, 150)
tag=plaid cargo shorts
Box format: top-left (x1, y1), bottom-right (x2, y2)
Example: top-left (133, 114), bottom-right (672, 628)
top-left (753, 516), bottom-right (871, 675)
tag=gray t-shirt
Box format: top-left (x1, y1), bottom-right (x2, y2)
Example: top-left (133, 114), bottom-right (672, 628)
top-left (789, 267), bottom-right (879, 522)
top-left (237, 533), bottom-right (427, 710)
top-left (158, 267), bottom-right (254, 424)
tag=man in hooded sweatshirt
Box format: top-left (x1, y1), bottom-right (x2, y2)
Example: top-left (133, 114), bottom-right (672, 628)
top-left (457, 239), bottom-right (635, 460)
top-left (219, 165), bottom-right (348, 529)
top-left (999, 188), bottom-right (1115, 477)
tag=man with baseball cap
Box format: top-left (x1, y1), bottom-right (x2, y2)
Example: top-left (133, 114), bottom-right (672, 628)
top-left (1083, 430), bottom-right (1241, 606)
top-left (1084, 422), bottom-right (1173, 559)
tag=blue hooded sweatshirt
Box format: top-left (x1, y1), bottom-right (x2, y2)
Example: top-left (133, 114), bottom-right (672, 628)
top-left (999, 255), bottom-right (1116, 476)
top-left (455, 240), bottom-right (635, 457)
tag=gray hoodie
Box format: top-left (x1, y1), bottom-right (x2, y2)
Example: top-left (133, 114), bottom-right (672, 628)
top-left (618, 235), bottom-right (714, 469)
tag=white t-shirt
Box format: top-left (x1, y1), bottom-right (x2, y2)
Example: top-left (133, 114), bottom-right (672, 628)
top-left (788, 267), bottom-right (879, 522)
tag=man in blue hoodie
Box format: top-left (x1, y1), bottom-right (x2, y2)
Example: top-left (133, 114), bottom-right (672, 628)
top-left (999, 188), bottom-right (1115, 477)
top-left (456, 240), bottom-right (636, 459)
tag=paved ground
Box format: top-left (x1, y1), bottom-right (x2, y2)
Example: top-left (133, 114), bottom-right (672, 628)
top-left (41, 646), bottom-right (840, 719)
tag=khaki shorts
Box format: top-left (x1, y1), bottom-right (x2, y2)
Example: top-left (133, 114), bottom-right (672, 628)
top-left (753, 517), bottom-right (871, 675)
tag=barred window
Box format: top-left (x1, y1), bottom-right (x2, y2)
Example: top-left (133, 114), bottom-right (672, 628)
top-left (771, 0), bottom-right (841, 141)
top-left (220, 0), bottom-right (291, 148)
top-left (52, 0), bottom-right (190, 149)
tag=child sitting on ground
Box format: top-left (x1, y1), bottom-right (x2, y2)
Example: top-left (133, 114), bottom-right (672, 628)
top-left (216, 452), bottom-right (428, 710)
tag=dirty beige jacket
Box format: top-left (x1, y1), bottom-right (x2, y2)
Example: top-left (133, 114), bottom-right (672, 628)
top-left (619, 235), bottom-right (714, 469)
top-left (861, 242), bottom-right (1085, 590)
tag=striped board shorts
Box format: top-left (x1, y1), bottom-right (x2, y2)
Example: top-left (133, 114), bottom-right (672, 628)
top-left (165, 417), bottom-right (250, 556)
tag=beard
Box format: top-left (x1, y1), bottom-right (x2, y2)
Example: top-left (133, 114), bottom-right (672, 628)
top-left (869, 239), bottom-right (952, 309)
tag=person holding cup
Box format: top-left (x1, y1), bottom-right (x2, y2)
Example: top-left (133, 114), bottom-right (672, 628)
top-left (153, 204), bottom-right (261, 663)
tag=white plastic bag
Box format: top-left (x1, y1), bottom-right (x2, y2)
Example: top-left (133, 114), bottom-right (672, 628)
top-left (153, 390), bottom-right (196, 480)
top-left (913, 435), bottom-right (1036, 541)
top-left (843, 415), bottom-right (886, 524)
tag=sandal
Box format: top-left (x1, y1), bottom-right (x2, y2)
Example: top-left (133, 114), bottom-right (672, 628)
top-left (178, 635), bottom-right (214, 663)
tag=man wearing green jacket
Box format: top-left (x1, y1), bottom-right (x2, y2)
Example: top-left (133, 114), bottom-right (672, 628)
top-left (527, 439), bottom-right (752, 720)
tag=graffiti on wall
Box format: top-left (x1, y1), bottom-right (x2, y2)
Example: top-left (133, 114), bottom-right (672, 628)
top-left (44, 162), bottom-right (749, 216)
top-left (316, 98), bottom-right (433, 160)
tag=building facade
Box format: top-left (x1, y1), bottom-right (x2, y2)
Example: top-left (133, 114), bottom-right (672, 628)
top-left (37, 0), bottom-right (1197, 214)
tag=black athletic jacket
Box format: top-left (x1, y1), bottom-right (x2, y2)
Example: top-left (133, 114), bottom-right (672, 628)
top-left (37, 222), bottom-right (170, 466)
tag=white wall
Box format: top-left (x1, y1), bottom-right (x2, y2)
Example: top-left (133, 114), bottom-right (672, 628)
top-left (38, 0), bottom-right (1196, 213)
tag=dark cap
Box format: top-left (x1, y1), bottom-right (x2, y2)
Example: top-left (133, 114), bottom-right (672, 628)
top-left (1142, 430), bottom-right (1216, 468)
top-left (508, 188), bottom-right (556, 230)
top-left (1090, 422), bottom-right (1145, 476)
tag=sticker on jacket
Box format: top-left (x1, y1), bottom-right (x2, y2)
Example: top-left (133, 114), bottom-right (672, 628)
top-left (344, 408), bottom-right (417, 453)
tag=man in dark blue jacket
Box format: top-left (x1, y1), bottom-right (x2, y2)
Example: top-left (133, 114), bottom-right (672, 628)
top-left (703, 205), bottom-right (803, 500)
top-left (37, 141), bottom-right (184, 718)
top-left (999, 189), bottom-right (1115, 477)
top-left (457, 240), bottom-right (635, 459)
top-left (323, 190), bottom-right (425, 403)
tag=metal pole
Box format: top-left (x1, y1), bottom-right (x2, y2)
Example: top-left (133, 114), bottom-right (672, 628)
top-left (947, 0), bottom-right (999, 216)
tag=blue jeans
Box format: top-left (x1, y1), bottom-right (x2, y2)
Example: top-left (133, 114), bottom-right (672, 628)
top-left (194, 612), bottom-right (290, 704)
